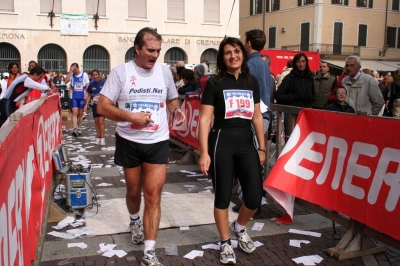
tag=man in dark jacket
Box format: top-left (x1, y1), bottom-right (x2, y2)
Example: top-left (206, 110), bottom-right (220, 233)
top-left (312, 62), bottom-right (336, 109)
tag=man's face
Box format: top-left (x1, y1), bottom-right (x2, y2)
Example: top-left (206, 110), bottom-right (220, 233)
top-left (335, 88), bottom-right (347, 104)
top-left (135, 35), bottom-right (161, 69)
top-left (319, 63), bottom-right (329, 75)
top-left (344, 59), bottom-right (361, 77)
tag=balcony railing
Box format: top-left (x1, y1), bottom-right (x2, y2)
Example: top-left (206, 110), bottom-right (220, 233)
top-left (281, 43), bottom-right (361, 56)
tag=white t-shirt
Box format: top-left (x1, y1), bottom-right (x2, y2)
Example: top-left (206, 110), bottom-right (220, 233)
top-left (101, 60), bottom-right (178, 144)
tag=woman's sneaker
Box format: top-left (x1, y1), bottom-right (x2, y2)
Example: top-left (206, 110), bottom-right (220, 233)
top-left (230, 221), bottom-right (256, 253)
top-left (220, 242), bottom-right (236, 264)
top-left (95, 138), bottom-right (100, 145)
top-left (141, 250), bottom-right (163, 266)
top-left (100, 138), bottom-right (105, 146)
top-left (129, 220), bottom-right (144, 244)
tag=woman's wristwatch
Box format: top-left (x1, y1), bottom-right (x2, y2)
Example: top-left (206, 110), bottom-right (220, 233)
top-left (257, 147), bottom-right (266, 152)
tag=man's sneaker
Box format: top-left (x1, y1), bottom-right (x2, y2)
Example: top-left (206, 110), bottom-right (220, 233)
top-left (141, 250), bottom-right (163, 266)
top-left (230, 221), bottom-right (256, 253)
top-left (95, 138), bottom-right (100, 145)
top-left (72, 128), bottom-right (78, 137)
top-left (77, 128), bottom-right (82, 135)
top-left (220, 242), bottom-right (236, 265)
top-left (100, 138), bottom-right (105, 146)
top-left (129, 220), bottom-right (144, 244)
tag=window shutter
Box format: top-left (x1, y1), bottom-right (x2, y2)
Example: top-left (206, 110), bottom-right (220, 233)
top-left (0, 0), bottom-right (14, 11)
top-left (168, 0), bottom-right (184, 21)
top-left (393, 0), bottom-right (400, 10)
top-left (40, 0), bottom-right (61, 14)
top-left (256, 0), bottom-right (262, 13)
top-left (298, 0), bottom-right (302, 6)
top-left (268, 27), bottom-right (276, 48)
top-left (344, 0), bottom-right (349, 5)
top-left (266, 0), bottom-right (270, 12)
top-left (368, 0), bottom-right (373, 8)
top-left (276, 0), bottom-right (280, 10)
top-left (386, 27), bottom-right (396, 48)
top-left (397, 28), bottom-right (400, 48)
top-left (86, 0), bottom-right (106, 16)
top-left (204, 0), bottom-right (220, 23)
top-left (250, 0), bottom-right (254, 15)
top-left (310, 0), bottom-right (314, 3)
top-left (128, 0), bottom-right (147, 19)
top-left (331, 0), bottom-right (335, 3)
top-left (358, 24), bottom-right (367, 46)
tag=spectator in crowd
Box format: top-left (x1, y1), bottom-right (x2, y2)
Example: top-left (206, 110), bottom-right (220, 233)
top-left (341, 56), bottom-right (384, 115)
top-left (86, 69), bottom-right (106, 145)
top-left (362, 68), bottom-right (372, 76)
top-left (65, 63), bottom-right (90, 137)
top-left (97, 27), bottom-right (185, 266)
top-left (275, 53), bottom-right (315, 108)
top-left (198, 37), bottom-right (265, 265)
top-left (0, 66), bottom-right (50, 127)
top-left (52, 71), bottom-right (61, 87)
top-left (175, 61), bottom-right (185, 67)
top-left (374, 71), bottom-right (382, 83)
top-left (7, 62), bottom-right (20, 87)
top-left (390, 69), bottom-right (400, 118)
top-left (323, 86), bottom-right (355, 113)
top-left (28, 60), bottom-right (37, 72)
top-left (178, 69), bottom-right (197, 95)
top-left (194, 64), bottom-right (208, 93)
top-left (201, 59), bottom-right (209, 70)
top-left (312, 62), bottom-right (336, 109)
top-left (175, 66), bottom-right (185, 91)
top-left (0, 72), bottom-right (9, 99)
top-left (169, 65), bottom-right (177, 83)
top-left (277, 61), bottom-right (293, 87)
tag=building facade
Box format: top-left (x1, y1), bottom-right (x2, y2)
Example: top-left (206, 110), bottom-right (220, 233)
top-left (240, 0), bottom-right (400, 72)
top-left (0, 0), bottom-right (238, 74)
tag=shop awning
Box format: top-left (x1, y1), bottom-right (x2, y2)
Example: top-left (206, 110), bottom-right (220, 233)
top-left (322, 60), bottom-right (399, 72)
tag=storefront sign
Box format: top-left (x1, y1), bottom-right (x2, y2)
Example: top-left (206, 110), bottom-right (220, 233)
top-left (118, 36), bottom-right (220, 46)
top-left (0, 32), bottom-right (25, 39)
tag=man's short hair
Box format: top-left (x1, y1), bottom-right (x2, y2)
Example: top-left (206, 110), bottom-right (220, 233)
top-left (345, 55), bottom-right (361, 66)
top-left (70, 63), bottom-right (79, 69)
top-left (134, 27), bottom-right (162, 56)
top-left (261, 54), bottom-right (271, 64)
top-left (29, 66), bottom-right (45, 76)
top-left (245, 29), bottom-right (266, 52)
top-left (175, 61), bottom-right (185, 67)
top-left (201, 60), bottom-right (209, 68)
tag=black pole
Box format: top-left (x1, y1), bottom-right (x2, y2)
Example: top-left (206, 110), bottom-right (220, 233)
top-left (94, 0), bottom-right (100, 30)
top-left (383, 0), bottom-right (389, 56)
top-left (48, 0), bottom-right (55, 28)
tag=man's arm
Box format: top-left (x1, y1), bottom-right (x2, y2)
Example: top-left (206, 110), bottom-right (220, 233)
top-left (97, 95), bottom-right (153, 125)
top-left (368, 79), bottom-right (385, 115)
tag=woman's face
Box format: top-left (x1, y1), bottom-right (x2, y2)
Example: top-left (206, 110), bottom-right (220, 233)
top-left (295, 56), bottom-right (307, 71)
top-left (92, 72), bottom-right (100, 82)
top-left (10, 64), bottom-right (19, 74)
top-left (223, 44), bottom-right (243, 73)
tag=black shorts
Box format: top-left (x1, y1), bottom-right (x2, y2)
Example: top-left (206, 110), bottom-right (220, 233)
top-left (114, 133), bottom-right (169, 168)
top-left (92, 104), bottom-right (103, 118)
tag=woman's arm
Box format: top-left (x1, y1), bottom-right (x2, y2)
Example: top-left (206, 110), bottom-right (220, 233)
top-left (252, 103), bottom-right (266, 165)
top-left (198, 104), bottom-right (214, 176)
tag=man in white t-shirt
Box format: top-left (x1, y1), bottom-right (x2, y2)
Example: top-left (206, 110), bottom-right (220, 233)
top-left (97, 27), bottom-right (185, 266)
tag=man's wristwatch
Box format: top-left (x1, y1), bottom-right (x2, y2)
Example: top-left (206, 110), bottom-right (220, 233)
top-left (258, 147), bottom-right (267, 152)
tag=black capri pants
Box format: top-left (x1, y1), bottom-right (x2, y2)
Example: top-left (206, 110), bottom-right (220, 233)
top-left (208, 127), bottom-right (263, 210)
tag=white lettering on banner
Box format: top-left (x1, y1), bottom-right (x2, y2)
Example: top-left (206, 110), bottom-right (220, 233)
top-left (284, 127), bottom-right (400, 212)
top-left (176, 101), bottom-right (200, 139)
top-left (0, 145), bottom-right (34, 265)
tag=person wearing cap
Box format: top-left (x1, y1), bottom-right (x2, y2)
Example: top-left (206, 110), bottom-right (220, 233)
top-left (323, 86), bottom-right (355, 113)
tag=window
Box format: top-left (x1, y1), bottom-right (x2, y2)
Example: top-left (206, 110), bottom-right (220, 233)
top-left (164, 47), bottom-right (187, 65)
top-left (86, 0), bottom-right (106, 16)
top-left (0, 0), bottom-right (14, 12)
top-left (125, 47), bottom-right (135, 62)
top-left (331, 0), bottom-right (349, 5)
top-left (298, 0), bottom-right (314, 6)
top-left (268, 27), bottom-right (276, 48)
top-left (358, 24), bottom-right (367, 47)
top-left (333, 22), bottom-right (343, 54)
top-left (266, 0), bottom-right (280, 12)
top-left (386, 27), bottom-right (397, 48)
top-left (356, 0), bottom-right (373, 8)
top-left (204, 0), bottom-right (220, 23)
top-left (300, 22), bottom-right (310, 51)
top-left (0, 43), bottom-right (20, 73)
top-left (128, 0), bottom-right (147, 19)
top-left (200, 49), bottom-right (217, 70)
top-left (38, 44), bottom-right (67, 73)
top-left (168, 0), bottom-right (184, 21)
top-left (40, 0), bottom-right (61, 14)
top-left (83, 45), bottom-right (109, 75)
top-left (250, 0), bottom-right (262, 15)
top-left (398, 28), bottom-right (400, 48)
top-left (393, 0), bottom-right (400, 11)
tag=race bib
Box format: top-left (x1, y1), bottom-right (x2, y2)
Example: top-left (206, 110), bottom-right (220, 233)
top-left (130, 100), bottom-right (162, 132)
top-left (74, 82), bottom-right (84, 92)
top-left (223, 90), bottom-right (254, 120)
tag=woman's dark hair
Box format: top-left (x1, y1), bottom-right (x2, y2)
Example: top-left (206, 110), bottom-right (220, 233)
top-left (8, 62), bottom-right (20, 72)
top-left (216, 37), bottom-right (250, 82)
top-left (29, 66), bottom-right (45, 76)
top-left (91, 69), bottom-right (100, 76)
top-left (181, 69), bottom-right (195, 81)
top-left (292, 53), bottom-right (311, 75)
top-left (176, 66), bottom-right (185, 79)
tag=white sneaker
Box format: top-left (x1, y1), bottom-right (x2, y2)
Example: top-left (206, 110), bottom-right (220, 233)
top-left (95, 138), bottom-right (100, 145)
top-left (100, 138), bottom-right (105, 146)
top-left (220, 242), bottom-right (236, 264)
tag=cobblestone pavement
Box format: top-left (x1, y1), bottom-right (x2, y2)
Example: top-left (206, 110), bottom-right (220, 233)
top-left (41, 110), bottom-right (400, 266)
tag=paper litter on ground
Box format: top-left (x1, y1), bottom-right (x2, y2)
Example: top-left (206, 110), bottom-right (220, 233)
top-left (180, 226), bottom-right (189, 231)
top-left (202, 244), bottom-right (220, 250)
top-left (184, 185), bottom-right (196, 188)
top-left (52, 216), bottom-right (75, 230)
top-left (180, 170), bottom-right (197, 175)
top-left (68, 242), bottom-right (88, 249)
top-left (96, 183), bottom-right (113, 187)
top-left (100, 201), bottom-right (114, 207)
top-left (290, 239), bottom-right (311, 248)
top-left (289, 229), bottom-right (321, 237)
top-left (183, 250), bottom-right (204, 259)
top-left (254, 241), bottom-right (264, 247)
top-left (252, 222), bottom-right (264, 231)
top-left (261, 197), bottom-right (268, 205)
top-left (292, 255), bottom-right (323, 265)
top-left (97, 243), bottom-right (127, 258)
top-left (120, 179), bottom-right (126, 183)
top-left (187, 174), bottom-right (204, 177)
top-left (47, 231), bottom-right (76, 239)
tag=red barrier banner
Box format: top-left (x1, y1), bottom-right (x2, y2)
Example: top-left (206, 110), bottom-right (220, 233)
top-left (263, 109), bottom-right (400, 241)
top-left (169, 99), bottom-right (202, 150)
top-left (0, 96), bottom-right (62, 265)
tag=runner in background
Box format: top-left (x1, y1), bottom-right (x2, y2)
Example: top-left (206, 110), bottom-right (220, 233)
top-left (86, 69), bottom-right (106, 145)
